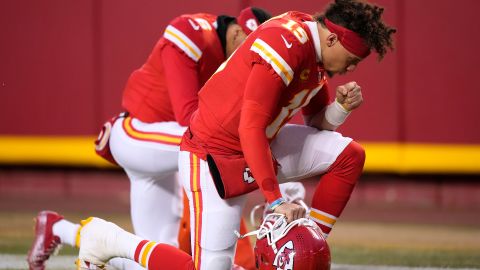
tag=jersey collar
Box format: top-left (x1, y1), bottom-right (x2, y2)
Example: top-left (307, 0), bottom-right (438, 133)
top-left (305, 21), bottom-right (322, 63)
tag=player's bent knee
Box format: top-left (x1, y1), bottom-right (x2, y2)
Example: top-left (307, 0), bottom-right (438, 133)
top-left (330, 140), bottom-right (366, 184)
top-left (347, 140), bottom-right (366, 167)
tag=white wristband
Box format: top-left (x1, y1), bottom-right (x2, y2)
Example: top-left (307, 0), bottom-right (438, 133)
top-left (325, 99), bottom-right (350, 126)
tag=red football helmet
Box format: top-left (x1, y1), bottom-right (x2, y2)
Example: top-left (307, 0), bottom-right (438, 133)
top-left (253, 214), bottom-right (330, 270)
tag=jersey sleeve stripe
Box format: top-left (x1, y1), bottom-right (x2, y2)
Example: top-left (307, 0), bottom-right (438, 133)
top-left (250, 38), bottom-right (294, 86)
top-left (164, 25), bottom-right (202, 62)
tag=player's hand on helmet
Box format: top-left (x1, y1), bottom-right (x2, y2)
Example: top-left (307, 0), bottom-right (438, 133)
top-left (273, 202), bottom-right (306, 223)
top-left (336, 81), bottom-right (363, 111)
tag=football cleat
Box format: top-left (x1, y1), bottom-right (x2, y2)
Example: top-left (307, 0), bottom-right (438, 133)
top-left (27, 210), bottom-right (64, 270)
top-left (78, 217), bottom-right (123, 267)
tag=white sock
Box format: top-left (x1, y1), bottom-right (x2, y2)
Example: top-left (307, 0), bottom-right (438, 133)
top-left (109, 221), bottom-right (143, 260)
top-left (52, 219), bottom-right (80, 247)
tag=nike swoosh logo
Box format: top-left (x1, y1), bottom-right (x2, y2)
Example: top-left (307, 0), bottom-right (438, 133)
top-left (188, 19), bottom-right (200, 30)
top-left (281, 35), bottom-right (292, 49)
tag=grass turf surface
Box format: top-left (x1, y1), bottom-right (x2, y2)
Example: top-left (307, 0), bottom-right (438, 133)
top-left (1, 211), bottom-right (479, 268)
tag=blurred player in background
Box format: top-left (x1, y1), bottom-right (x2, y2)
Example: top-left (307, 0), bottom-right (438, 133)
top-left (67, 1), bottom-right (396, 270)
top-left (27, 7), bottom-right (271, 270)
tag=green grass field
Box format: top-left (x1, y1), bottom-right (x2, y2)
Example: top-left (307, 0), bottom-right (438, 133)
top-left (328, 222), bottom-right (480, 268)
top-left (1, 211), bottom-right (479, 269)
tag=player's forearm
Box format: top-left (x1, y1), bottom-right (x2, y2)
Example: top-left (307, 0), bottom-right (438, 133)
top-left (239, 64), bottom-right (285, 203)
top-left (303, 110), bottom-right (337, 131)
top-left (304, 100), bottom-right (350, 130)
top-left (239, 126), bottom-right (282, 203)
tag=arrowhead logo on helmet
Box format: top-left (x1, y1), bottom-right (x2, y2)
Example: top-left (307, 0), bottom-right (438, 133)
top-left (273, 240), bottom-right (295, 270)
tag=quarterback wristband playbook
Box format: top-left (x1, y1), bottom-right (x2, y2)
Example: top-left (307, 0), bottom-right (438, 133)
top-left (269, 198), bottom-right (286, 211)
top-left (325, 99), bottom-right (351, 126)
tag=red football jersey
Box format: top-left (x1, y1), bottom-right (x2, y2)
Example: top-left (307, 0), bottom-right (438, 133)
top-left (182, 12), bottom-right (330, 202)
top-left (122, 13), bottom-right (225, 125)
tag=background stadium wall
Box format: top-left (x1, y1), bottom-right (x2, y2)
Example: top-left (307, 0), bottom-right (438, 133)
top-left (1, 0), bottom-right (479, 173)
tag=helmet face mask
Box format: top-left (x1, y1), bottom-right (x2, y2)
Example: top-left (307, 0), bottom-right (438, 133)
top-left (253, 214), bottom-right (331, 270)
top-left (257, 214), bottom-right (289, 246)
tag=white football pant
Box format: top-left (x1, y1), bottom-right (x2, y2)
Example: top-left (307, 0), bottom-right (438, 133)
top-left (108, 116), bottom-right (186, 270)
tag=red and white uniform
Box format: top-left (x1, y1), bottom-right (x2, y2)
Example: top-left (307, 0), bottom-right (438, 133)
top-left (179, 12), bottom-right (360, 270)
top-left (106, 13), bottom-right (226, 270)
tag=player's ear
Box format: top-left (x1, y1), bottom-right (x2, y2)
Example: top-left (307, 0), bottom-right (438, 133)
top-left (225, 23), bottom-right (247, 56)
top-left (326, 33), bottom-right (339, 47)
top-left (233, 24), bottom-right (246, 42)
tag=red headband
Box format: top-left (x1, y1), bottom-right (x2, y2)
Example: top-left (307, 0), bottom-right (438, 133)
top-left (324, 18), bottom-right (370, 58)
top-left (237, 7), bottom-right (259, 34)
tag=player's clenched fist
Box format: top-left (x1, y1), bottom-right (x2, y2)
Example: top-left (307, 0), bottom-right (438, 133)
top-left (273, 202), bottom-right (306, 223)
top-left (336, 81), bottom-right (363, 111)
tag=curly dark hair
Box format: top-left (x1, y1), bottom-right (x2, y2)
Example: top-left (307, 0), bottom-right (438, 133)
top-left (314, 0), bottom-right (396, 59)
